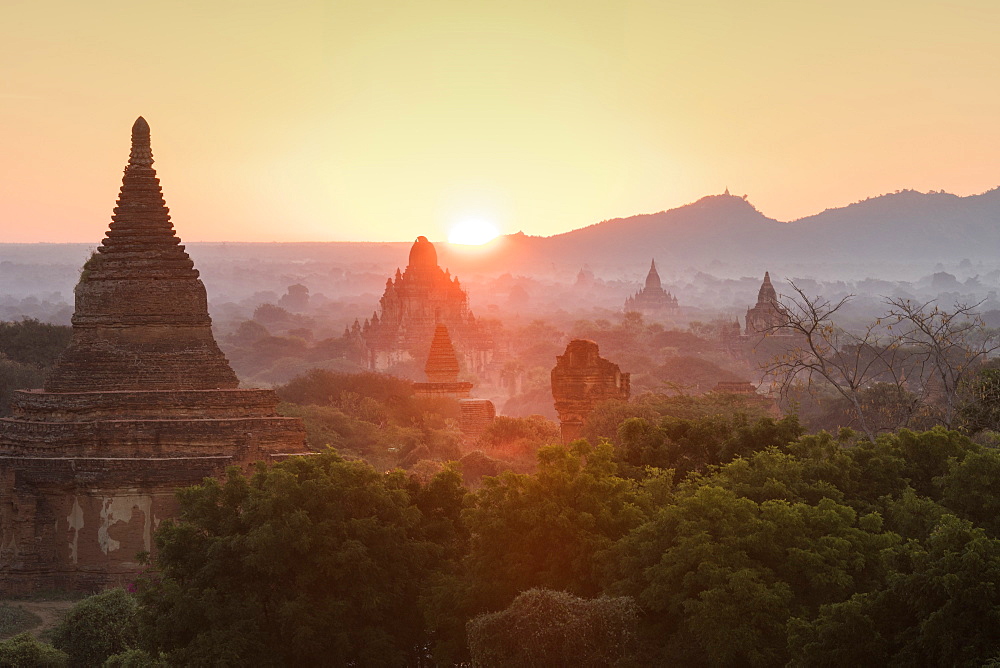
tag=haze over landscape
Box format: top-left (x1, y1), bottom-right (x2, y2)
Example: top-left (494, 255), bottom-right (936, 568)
top-left (3, 1), bottom-right (1000, 666)
top-left (3, 0), bottom-right (1000, 242)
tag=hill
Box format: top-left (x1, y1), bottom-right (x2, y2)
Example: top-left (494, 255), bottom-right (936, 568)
top-left (484, 187), bottom-right (1000, 275)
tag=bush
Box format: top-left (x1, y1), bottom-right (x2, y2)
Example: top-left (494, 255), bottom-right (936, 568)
top-left (0, 633), bottom-right (68, 667)
top-left (51, 588), bottom-right (138, 667)
top-left (103, 648), bottom-right (167, 667)
top-left (467, 588), bottom-right (638, 667)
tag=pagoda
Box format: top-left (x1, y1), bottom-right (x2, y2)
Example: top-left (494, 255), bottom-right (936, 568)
top-left (413, 325), bottom-right (473, 399)
top-left (362, 236), bottom-right (494, 373)
top-left (0, 118), bottom-right (308, 593)
top-left (744, 272), bottom-right (791, 336)
top-left (624, 260), bottom-right (679, 317)
top-left (412, 325), bottom-right (495, 442)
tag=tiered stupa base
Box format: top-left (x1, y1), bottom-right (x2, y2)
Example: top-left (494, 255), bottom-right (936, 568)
top-left (0, 388), bottom-right (305, 594)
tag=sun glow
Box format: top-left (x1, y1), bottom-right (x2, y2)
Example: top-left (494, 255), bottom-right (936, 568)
top-left (448, 219), bottom-right (500, 245)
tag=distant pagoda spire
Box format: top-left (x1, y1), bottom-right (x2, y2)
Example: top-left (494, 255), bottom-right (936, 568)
top-left (44, 117), bottom-right (238, 392)
top-left (644, 259), bottom-right (662, 291)
top-left (424, 324), bottom-right (461, 383)
top-left (758, 271), bottom-right (777, 304)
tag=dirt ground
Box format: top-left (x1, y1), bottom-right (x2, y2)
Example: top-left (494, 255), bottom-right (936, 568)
top-left (1, 600), bottom-right (75, 638)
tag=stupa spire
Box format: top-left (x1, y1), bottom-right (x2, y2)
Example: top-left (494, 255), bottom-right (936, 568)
top-left (44, 117), bottom-right (238, 392)
top-left (424, 324), bottom-right (461, 383)
top-left (645, 259), bottom-right (662, 290)
top-left (757, 271), bottom-right (777, 304)
top-left (107, 116), bottom-right (175, 236)
top-left (128, 116), bottom-right (152, 168)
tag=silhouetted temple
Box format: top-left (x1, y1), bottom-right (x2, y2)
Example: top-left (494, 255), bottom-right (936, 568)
top-left (624, 260), bottom-right (679, 317)
top-left (412, 325), bottom-right (495, 442)
top-left (362, 236), bottom-right (494, 373)
top-left (413, 325), bottom-right (473, 399)
top-left (0, 118), bottom-right (308, 593)
top-left (551, 340), bottom-right (630, 443)
top-left (744, 271), bottom-right (791, 335)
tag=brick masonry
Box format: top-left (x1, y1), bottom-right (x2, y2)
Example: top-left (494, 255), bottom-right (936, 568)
top-left (0, 118), bottom-right (308, 594)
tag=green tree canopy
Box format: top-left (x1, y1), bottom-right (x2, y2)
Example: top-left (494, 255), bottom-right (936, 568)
top-left (137, 451), bottom-right (464, 666)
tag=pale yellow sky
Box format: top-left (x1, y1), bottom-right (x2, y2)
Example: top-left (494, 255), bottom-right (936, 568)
top-left (1, 0), bottom-right (998, 242)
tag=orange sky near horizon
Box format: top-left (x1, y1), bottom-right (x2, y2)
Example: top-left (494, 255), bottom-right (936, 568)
top-left (1, 0), bottom-right (998, 243)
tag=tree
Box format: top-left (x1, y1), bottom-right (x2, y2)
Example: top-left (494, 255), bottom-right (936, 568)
top-left (958, 365), bottom-right (1000, 434)
top-left (615, 413), bottom-right (803, 480)
top-left (788, 515), bottom-right (1000, 667)
top-left (466, 588), bottom-right (638, 667)
top-left (0, 318), bottom-right (72, 368)
top-left (763, 285), bottom-right (999, 440)
top-left (423, 441), bottom-right (658, 664)
top-left (760, 283), bottom-right (905, 441)
top-left (137, 452), bottom-right (463, 666)
top-left (883, 297), bottom-right (1000, 429)
top-left (51, 588), bottom-right (139, 668)
top-left (0, 633), bottom-right (68, 667)
top-left (607, 483), bottom-right (899, 666)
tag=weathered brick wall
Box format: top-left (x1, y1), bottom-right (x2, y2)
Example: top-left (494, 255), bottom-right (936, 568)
top-left (551, 340), bottom-right (630, 442)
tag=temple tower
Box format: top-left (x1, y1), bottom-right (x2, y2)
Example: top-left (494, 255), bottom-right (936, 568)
top-left (362, 237), bottom-right (495, 374)
top-left (744, 271), bottom-right (791, 335)
top-left (0, 118), bottom-right (308, 593)
top-left (624, 259), bottom-right (679, 317)
top-left (413, 325), bottom-right (472, 399)
top-left (47, 118), bottom-right (238, 392)
top-left (551, 340), bottom-right (630, 443)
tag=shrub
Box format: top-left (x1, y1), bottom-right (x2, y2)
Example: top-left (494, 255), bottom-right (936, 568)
top-left (467, 588), bottom-right (638, 667)
top-left (51, 588), bottom-right (138, 667)
top-left (0, 633), bottom-right (68, 667)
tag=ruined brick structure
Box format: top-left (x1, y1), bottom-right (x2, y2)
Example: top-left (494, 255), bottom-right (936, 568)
top-left (551, 340), bottom-right (630, 443)
top-left (0, 117), bottom-right (307, 594)
top-left (361, 236), bottom-right (494, 373)
top-left (624, 259), bottom-right (679, 317)
top-left (459, 399), bottom-right (496, 443)
top-left (744, 272), bottom-right (792, 336)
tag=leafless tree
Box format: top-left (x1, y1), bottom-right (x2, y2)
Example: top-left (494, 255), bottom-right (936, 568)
top-left (762, 284), bottom-right (1000, 440)
top-left (760, 281), bottom-right (905, 441)
top-left (883, 298), bottom-right (1000, 429)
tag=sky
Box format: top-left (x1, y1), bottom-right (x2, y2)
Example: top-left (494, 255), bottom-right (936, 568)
top-left (1, 0), bottom-right (998, 243)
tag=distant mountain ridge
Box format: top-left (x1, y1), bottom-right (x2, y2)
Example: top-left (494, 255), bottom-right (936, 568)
top-left (465, 187), bottom-right (1000, 275)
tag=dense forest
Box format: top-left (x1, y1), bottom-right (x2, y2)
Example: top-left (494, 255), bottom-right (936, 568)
top-left (2, 302), bottom-right (1000, 666)
top-left (5, 420), bottom-right (1000, 666)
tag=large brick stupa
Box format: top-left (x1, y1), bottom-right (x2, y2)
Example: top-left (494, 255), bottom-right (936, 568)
top-left (0, 117), bottom-right (308, 593)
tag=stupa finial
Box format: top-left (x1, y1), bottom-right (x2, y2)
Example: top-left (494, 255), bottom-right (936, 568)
top-left (128, 116), bottom-right (153, 169)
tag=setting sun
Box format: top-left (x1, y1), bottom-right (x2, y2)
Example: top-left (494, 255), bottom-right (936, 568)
top-left (447, 219), bottom-right (500, 245)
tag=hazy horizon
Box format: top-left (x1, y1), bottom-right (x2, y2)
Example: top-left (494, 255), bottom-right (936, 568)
top-left (3, 184), bottom-right (998, 245)
top-left (3, 0), bottom-right (999, 243)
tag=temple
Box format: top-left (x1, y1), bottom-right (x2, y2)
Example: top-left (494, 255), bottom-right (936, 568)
top-left (412, 325), bottom-right (496, 443)
top-left (413, 325), bottom-right (473, 400)
top-left (551, 340), bottom-right (630, 442)
top-left (744, 272), bottom-right (791, 335)
top-left (624, 260), bottom-right (679, 317)
top-left (362, 236), bottom-right (495, 373)
top-left (0, 118), bottom-right (308, 593)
